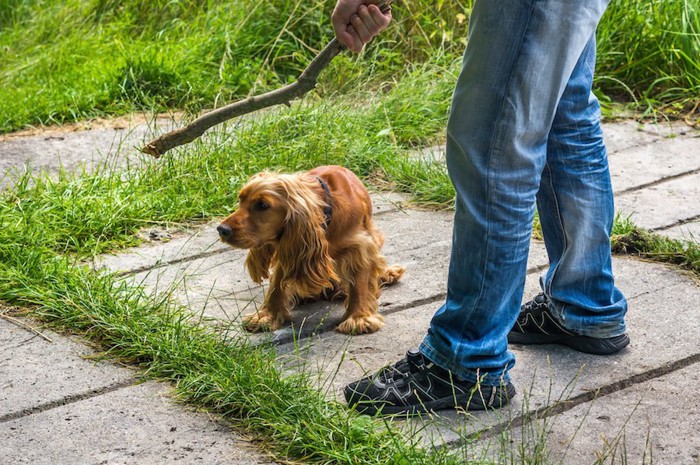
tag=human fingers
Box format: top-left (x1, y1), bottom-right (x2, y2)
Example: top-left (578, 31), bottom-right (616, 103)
top-left (332, 0), bottom-right (391, 52)
top-left (331, 0), bottom-right (364, 49)
top-left (365, 3), bottom-right (392, 30)
top-left (350, 8), bottom-right (374, 44)
top-left (345, 24), bottom-right (365, 52)
top-left (350, 4), bottom-right (391, 45)
top-left (334, 27), bottom-right (357, 50)
top-left (356, 3), bottom-right (391, 33)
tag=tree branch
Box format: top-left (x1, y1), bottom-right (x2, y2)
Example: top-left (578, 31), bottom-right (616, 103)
top-left (141, 0), bottom-right (392, 158)
top-left (141, 39), bottom-right (344, 158)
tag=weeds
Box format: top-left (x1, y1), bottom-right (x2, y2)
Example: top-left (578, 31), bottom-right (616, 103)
top-left (612, 216), bottom-right (700, 277)
top-left (1, 0), bottom-right (699, 132)
top-left (0, 240), bottom-right (462, 464)
top-left (596, 0), bottom-right (700, 118)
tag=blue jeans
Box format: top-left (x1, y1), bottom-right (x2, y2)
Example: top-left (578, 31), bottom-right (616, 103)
top-left (420, 0), bottom-right (627, 385)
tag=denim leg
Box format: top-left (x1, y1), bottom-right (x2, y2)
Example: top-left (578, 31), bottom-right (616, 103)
top-left (420, 0), bottom-right (611, 385)
top-left (537, 37), bottom-right (628, 338)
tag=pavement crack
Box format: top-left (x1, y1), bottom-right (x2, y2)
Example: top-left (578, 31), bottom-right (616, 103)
top-left (445, 352), bottom-right (700, 448)
top-left (0, 378), bottom-right (137, 424)
top-left (614, 167), bottom-right (700, 196)
top-left (0, 312), bottom-right (53, 343)
top-left (115, 247), bottom-right (232, 278)
top-left (650, 213), bottom-right (700, 233)
top-left (110, 204), bottom-right (403, 278)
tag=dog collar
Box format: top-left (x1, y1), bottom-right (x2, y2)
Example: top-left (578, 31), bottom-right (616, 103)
top-left (316, 177), bottom-right (333, 227)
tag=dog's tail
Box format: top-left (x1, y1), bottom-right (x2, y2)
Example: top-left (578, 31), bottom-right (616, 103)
top-left (379, 265), bottom-right (405, 288)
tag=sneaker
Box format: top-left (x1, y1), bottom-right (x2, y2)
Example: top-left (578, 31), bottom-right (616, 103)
top-left (344, 349), bottom-right (516, 415)
top-left (508, 293), bottom-right (630, 355)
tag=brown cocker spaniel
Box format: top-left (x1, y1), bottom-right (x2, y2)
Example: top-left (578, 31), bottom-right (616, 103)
top-left (217, 165), bottom-right (405, 334)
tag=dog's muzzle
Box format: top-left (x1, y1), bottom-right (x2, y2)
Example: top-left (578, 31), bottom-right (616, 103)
top-left (217, 223), bottom-right (233, 240)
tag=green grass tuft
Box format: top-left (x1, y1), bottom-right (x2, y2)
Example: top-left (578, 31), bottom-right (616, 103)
top-left (612, 216), bottom-right (700, 276)
top-left (0, 235), bottom-right (467, 464)
top-left (596, 0), bottom-right (700, 117)
top-left (2, 0), bottom-right (699, 132)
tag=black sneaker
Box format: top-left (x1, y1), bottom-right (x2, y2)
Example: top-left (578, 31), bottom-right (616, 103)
top-left (344, 349), bottom-right (516, 415)
top-left (508, 293), bottom-right (630, 355)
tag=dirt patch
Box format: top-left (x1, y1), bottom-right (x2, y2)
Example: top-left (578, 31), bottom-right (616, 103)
top-left (0, 113), bottom-right (182, 142)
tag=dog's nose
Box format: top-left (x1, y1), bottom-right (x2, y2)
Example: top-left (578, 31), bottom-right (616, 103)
top-left (217, 223), bottom-right (232, 238)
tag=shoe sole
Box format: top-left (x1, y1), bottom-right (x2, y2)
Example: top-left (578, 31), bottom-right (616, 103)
top-left (349, 383), bottom-right (516, 416)
top-left (508, 332), bottom-right (630, 355)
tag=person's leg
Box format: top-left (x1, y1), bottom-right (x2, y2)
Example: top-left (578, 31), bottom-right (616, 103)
top-left (345, 0), bottom-right (611, 415)
top-left (419, 0), bottom-right (611, 385)
top-left (511, 36), bottom-right (628, 347)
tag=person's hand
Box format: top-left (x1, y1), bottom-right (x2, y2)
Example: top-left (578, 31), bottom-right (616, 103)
top-left (331, 0), bottom-right (392, 53)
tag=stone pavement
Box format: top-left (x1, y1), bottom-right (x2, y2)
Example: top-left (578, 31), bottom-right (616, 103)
top-left (1, 117), bottom-right (699, 464)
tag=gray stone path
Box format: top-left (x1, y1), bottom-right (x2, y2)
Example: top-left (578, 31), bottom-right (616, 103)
top-left (1, 118), bottom-right (699, 464)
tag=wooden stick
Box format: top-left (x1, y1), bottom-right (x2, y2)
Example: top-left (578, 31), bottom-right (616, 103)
top-left (142, 0), bottom-right (392, 158)
top-left (141, 39), bottom-right (343, 158)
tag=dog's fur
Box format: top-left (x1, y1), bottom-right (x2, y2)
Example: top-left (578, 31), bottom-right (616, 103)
top-left (217, 165), bottom-right (405, 334)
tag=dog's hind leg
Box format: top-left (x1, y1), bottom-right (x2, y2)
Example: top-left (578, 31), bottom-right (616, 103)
top-left (335, 233), bottom-right (386, 335)
top-left (379, 263), bottom-right (405, 288)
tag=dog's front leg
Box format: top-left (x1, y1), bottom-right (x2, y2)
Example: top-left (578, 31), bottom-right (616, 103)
top-left (242, 270), bottom-right (291, 332)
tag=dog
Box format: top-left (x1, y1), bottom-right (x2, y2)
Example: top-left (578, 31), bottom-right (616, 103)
top-left (217, 165), bottom-right (405, 334)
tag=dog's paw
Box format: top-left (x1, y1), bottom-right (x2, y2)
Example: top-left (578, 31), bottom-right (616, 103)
top-left (379, 265), bottom-right (406, 287)
top-left (336, 313), bottom-right (385, 335)
top-left (241, 311), bottom-right (284, 332)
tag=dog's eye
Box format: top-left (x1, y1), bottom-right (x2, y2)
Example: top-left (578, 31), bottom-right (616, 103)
top-left (253, 200), bottom-right (270, 211)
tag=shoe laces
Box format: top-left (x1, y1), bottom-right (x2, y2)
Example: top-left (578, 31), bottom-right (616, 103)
top-left (522, 292), bottom-right (548, 313)
top-left (378, 350), bottom-right (423, 383)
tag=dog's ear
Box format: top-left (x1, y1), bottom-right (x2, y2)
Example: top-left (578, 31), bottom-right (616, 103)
top-left (245, 243), bottom-right (276, 283)
top-left (275, 182), bottom-right (339, 295)
top-left (277, 216), bottom-right (338, 295)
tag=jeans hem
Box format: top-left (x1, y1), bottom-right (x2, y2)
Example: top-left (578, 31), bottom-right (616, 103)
top-left (419, 339), bottom-right (513, 386)
top-left (548, 300), bottom-right (628, 339)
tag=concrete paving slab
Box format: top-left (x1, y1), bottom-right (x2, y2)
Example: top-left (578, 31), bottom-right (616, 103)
top-left (0, 116), bottom-right (177, 189)
top-left (89, 220), bottom-right (225, 272)
top-left (407, 120), bottom-right (699, 168)
top-left (0, 316), bottom-right (135, 418)
top-left (615, 172), bottom-right (700, 230)
top-left (0, 381), bottom-right (275, 465)
top-left (603, 119), bottom-right (696, 154)
top-left (486, 364), bottom-right (700, 465)
top-left (609, 135), bottom-right (700, 194)
top-left (277, 258), bottom-right (700, 448)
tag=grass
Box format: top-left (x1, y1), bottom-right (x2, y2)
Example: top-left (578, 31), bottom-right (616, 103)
top-left (0, 59), bottom-right (459, 259)
top-left (0, 251), bottom-right (463, 464)
top-left (596, 0), bottom-right (700, 118)
top-left (0, 0), bottom-right (470, 133)
top-left (1, 0), bottom-right (699, 133)
top-left (612, 216), bottom-right (700, 276)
